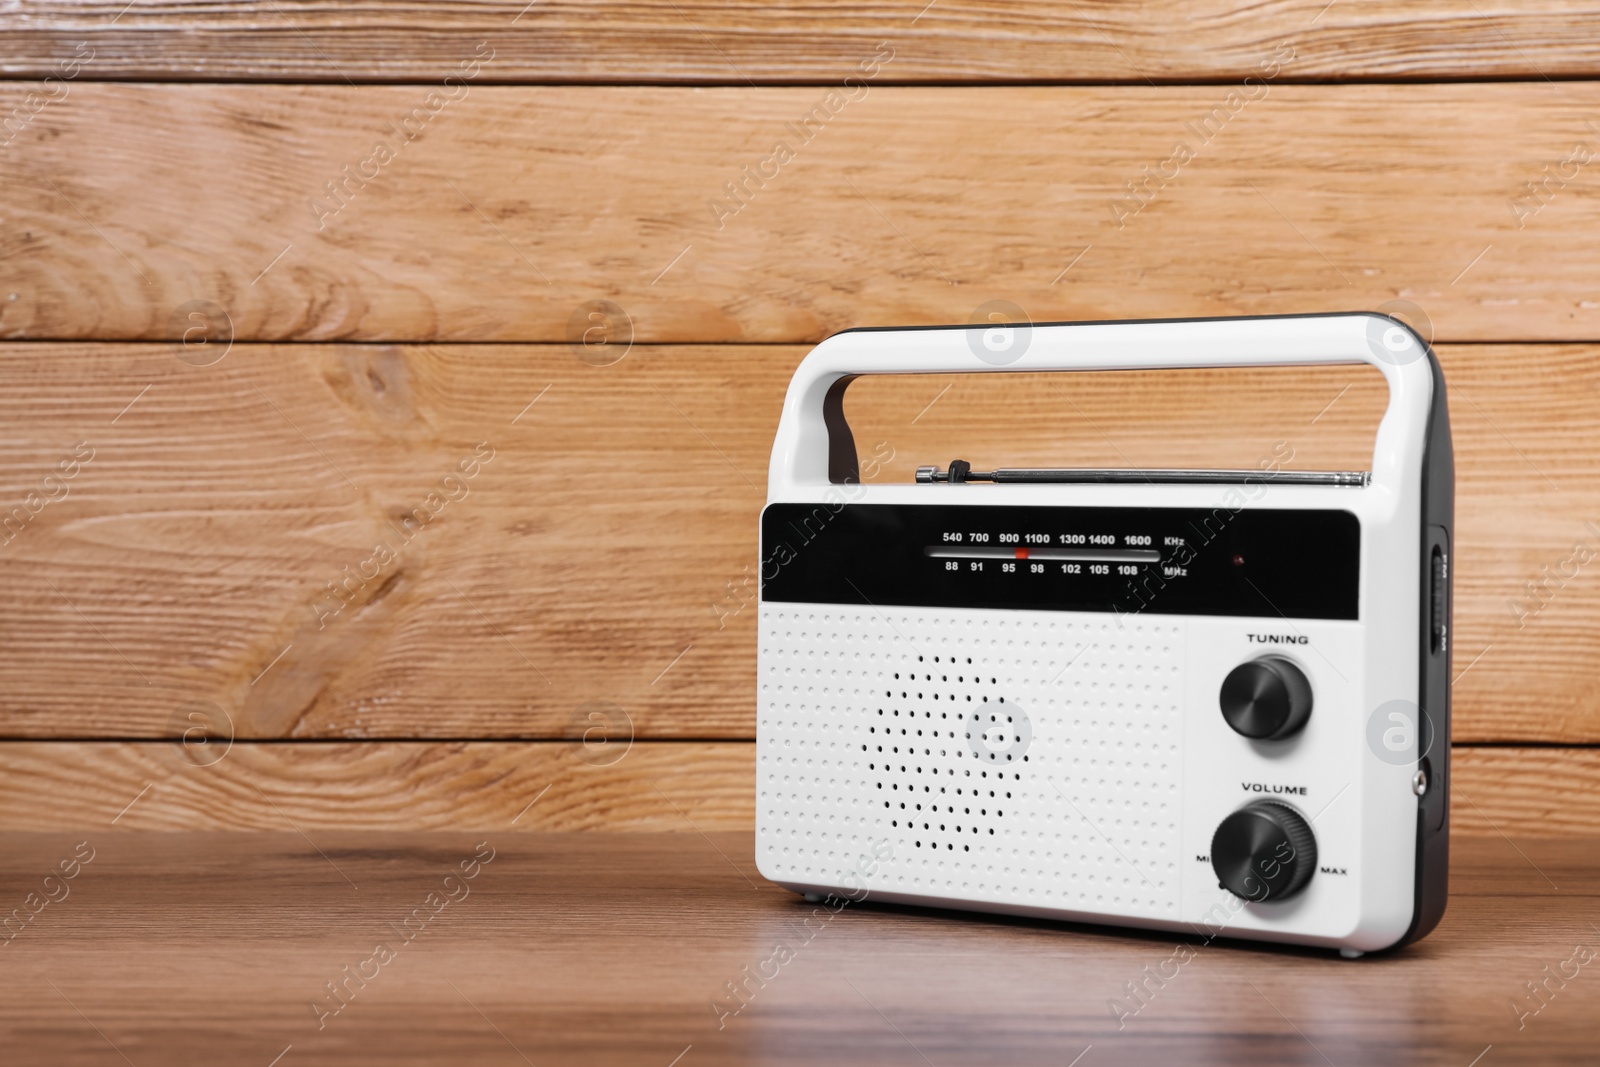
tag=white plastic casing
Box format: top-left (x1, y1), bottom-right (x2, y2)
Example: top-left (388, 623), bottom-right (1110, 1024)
top-left (755, 315), bottom-right (1438, 953)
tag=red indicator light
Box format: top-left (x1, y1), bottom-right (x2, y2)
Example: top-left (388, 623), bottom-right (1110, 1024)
top-left (1015, 547), bottom-right (1029, 560)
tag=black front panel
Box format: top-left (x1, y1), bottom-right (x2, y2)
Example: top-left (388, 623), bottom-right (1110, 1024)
top-left (761, 503), bottom-right (1360, 620)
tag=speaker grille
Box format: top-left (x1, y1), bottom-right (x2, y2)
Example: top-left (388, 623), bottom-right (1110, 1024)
top-left (758, 604), bottom-right (1185, 919)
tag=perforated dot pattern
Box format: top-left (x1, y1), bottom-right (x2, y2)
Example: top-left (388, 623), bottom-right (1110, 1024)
top-left (757, 603), bottom-right (1184, 920)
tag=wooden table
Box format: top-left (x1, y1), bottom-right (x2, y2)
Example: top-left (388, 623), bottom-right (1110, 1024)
top-left (2, 832), bottom-right (1594, 1065)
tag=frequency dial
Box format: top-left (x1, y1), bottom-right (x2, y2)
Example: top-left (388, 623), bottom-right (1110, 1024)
top-left (1219, 655), bottom-right (1313, 740)
top-left (1210, 800), bottom-right (1318, 902)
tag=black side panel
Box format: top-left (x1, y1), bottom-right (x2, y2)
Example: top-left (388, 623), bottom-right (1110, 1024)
top-left (1394, 326), bottom-right (1453, 949)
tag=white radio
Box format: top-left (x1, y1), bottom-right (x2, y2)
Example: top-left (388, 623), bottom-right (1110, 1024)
top-left (755, 314), bottom-right (1452, 955)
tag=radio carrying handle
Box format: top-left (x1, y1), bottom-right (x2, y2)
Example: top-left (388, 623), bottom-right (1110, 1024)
top-left (767, 313), bottom-right (1439, 501)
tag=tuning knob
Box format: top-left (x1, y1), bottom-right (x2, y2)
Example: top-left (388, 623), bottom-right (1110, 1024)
top-left (1219, 655), bottom-right (1312, 740)
top-left (1211, 800), bottom-right (1318, 902)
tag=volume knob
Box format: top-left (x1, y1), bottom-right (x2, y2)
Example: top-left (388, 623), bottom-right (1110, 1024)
top-left (1219, 655), bottom-right (1313, 740)
top-left (1210, 800), bottom-right (1318, 902)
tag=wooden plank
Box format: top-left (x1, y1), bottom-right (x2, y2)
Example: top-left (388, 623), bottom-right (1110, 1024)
top-left (0, 741), bottom-right (1595, 837)
top-left (1453, 746), bottom-right (1600, 838)
top-left (0, 831), bottom-right (1597, 1063)
top-left (0, 741), bottom-right (756, 832)
top-left (6, 2), bottom-right (1600, 82)
top-left (0, 342), bottom-right (779, 740)
top-left (0, 342), bottom-right (1595, 742)
top-left (3, 84), bottom-right (1600, 343)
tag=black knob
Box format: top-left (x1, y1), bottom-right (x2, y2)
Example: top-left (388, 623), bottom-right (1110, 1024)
top-left (1220, 655), bottom-right (1312, 740)
top-left (1211, 800), bottom-right (1318, 902)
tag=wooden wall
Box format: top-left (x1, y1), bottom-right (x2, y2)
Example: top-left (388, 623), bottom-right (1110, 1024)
top-left (1, 1), bottom-right (1597, 835)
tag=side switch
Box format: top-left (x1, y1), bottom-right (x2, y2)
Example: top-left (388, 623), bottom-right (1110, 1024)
top-left (1430, 545), bottom-right (1448, 654)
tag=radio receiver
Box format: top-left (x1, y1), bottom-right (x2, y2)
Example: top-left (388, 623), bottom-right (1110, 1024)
top-left (755, 314), bottom-right (1452, 955)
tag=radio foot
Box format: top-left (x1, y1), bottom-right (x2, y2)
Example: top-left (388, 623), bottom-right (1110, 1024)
top-left (803, 892), bottom-right (823, 903)
top-left (1340, 948), bottom-right (1365, 959)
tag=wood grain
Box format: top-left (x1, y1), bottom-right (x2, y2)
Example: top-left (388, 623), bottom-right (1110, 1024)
top-left (1453, 746), bottom-right (1600, 838)
top-left (0, 342), bottom-right (1595, 742)
top-left (0, 741), bottom-right (755, 832)
top-left (3, 84), bottom-right (1600, 343)
top-left (6, 2), bottom-right (1600, 82)
top-left (1, 830), bottom-right (1597, 1064)
top-left (0, 742), bottom-right (1595, 837)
